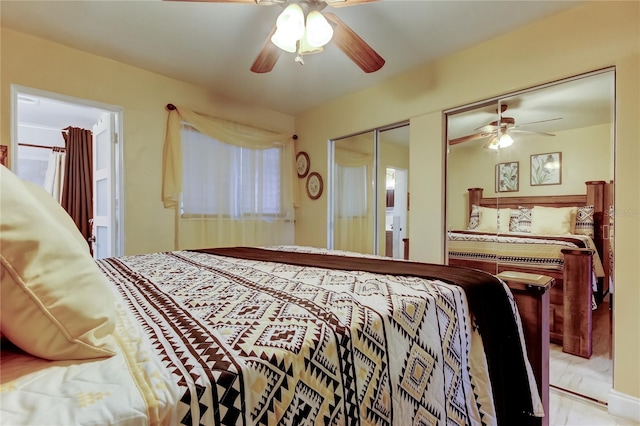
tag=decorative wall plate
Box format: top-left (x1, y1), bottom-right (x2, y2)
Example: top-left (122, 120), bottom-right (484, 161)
top-left (296, 151), bottom-right (310, 178)
top-left (306, 172), bottom-right (323, 200)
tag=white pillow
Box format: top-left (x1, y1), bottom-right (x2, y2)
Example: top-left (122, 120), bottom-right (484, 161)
top-left (531, 206), bottom-right (578, 235)
top-left (0, 165), bottom-right (116, 360)
top-left (477, 207), bottom-right (511, 233)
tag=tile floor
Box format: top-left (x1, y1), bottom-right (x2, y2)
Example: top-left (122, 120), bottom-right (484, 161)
top-left (550, 299), bottom-right (613, 403)
top-left (547, 299), bottom-right (639, 425)
top-left (549, 388), bottom-right (638, 425)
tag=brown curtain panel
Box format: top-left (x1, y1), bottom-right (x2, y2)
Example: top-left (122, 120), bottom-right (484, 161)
top-left (61, 127), bottom-right (93, 245)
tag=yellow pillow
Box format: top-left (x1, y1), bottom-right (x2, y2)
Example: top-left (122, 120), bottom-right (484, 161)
top-left (477, 207), bottom-right (511, 233)
top-left (0, 165), bottom-right (116, 360)
top-left (531, 206), bottom-right (578, 235)
top-left (21, 179), bottom-right (90, 252)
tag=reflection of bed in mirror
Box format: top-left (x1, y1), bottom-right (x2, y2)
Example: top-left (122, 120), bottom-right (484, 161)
top-left (447, 180), bottom-right (613, 359)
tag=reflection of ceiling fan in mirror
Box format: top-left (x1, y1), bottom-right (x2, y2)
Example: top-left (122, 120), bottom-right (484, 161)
top-left (449, 104), bottom-right (562, 150)
top-left (165, 0), bottom-right (385, 74)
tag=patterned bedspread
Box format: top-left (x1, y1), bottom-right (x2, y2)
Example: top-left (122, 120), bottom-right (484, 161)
top-left (0, 246), bottom-right (541, 425)
top-left (448, 230), bottom-right (604, 278)
top-left (93, 246), bottom-right (540, 426)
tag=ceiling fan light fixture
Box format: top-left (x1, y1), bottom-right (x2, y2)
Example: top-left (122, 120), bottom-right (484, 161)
top-left (271, 3), bottom-right (305, 51)
top-left (271, 30), bottom-right (298, 53)
top-left (486, 132), bottom-right (513, 150)
top-left (498, 133), bottom-right (514, 148)
top-left (305, 11), bottom-right (333, 48)
top-left (487, 137), bottom-right (500, 150)
top-left (299, 32), bottom-right (324, 55)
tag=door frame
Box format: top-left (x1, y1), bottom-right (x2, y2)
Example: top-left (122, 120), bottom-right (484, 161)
top-left (10, 84), bottom-right (125, 257)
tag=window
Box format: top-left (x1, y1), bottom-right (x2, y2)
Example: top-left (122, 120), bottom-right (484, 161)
top-left (335, 164), bottom-right (368, 217)
top-left (181, 126), bottom-right (283, 217)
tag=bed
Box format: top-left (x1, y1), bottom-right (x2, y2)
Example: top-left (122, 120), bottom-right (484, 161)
top-left (447, 181), bottom-right (613, 359)
top-left (0, 164), bottom-right (544, 425)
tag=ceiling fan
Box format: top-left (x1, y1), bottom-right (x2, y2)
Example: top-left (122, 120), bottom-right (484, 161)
top-left (166, 0), bottom-right (385, 74)
top-left (449, 104), bottom-right (562, 149)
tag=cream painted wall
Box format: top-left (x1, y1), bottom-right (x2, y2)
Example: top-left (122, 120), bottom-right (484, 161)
top-left (448, 123), bottom-right (613, 230)
top-left (294, 2), bottom-right (639, 402)
top-left (0, 28), bottom-right (294, 255)
top-left (409, 112), bottom-right (446, 263)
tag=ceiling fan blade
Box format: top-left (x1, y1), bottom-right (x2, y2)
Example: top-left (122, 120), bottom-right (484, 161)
top-left (474, 124), bottom-right (498, 133)
top-left (514, 117), bottom-right (563, 127)
top-left (510, 129), bottom-right (556, 137)
top-left (250, 26), bottom-right (281, 73)
top-left (325, 0), bottom-right (379, 7)
top-left (323, 12), bottom-right (384, 73)
top-left (449, 132), bottom-right (494, 145)
top-left (473, 117), bottom-right (515, 131)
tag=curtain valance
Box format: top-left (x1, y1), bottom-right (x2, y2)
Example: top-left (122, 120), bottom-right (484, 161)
top-left (335, 148), bottom-right (372, 167)
top-left (162, 105), bottom-right (296, 208)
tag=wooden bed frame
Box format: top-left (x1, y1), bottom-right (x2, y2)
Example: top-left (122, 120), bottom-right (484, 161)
top-left (448, 180), bottom-right (612, 359)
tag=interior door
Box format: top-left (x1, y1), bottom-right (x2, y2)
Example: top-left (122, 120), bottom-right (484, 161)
top-left (391, 168), bottom-right (408, 258)
top-left (91, 112), bottom-right (115, 259)
top-left (379, 124), bottom-right (410, 259)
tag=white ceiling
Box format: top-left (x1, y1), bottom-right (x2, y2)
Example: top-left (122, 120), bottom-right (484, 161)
top-left (447, 70), bottom-right (615, 144)
top-left (1, 0), bottom-right (584, 117)
top-left (17, 94), bottom-right (107, 131)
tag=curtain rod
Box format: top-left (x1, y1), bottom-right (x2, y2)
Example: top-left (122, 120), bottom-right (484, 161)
top-left (165, 103), bottom-right (298, 139)
top-left (18, 142), bottom-right (65, 151)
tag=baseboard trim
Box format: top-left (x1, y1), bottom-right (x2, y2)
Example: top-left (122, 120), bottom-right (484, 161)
top-left (608, 389), bottom-right (640, 422)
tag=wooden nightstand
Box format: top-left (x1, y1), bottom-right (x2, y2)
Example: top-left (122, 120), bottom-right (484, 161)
top-left (497, 271), bottom-right (555, 426)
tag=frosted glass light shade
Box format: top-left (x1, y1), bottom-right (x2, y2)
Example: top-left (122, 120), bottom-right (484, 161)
top-left (499, 133), bottom-right (514, 148)
top-left (305, 11), bottom-right (333, 47)
top-left (299, 32), bottom-right (324, 55)
top-left (275, 4), bottom-right (304, 40)
top-left (488, 133), bottom-right (514, 150)
top-left (271, 29), bottom-right (298, 53)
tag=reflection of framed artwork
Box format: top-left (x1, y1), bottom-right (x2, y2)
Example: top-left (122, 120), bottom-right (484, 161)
top-left (495, 161), bottom-right (519, 192)
top-left (531, 152), bottom-right (562, 186)
top-left (0, 145), bottom-right (7, 167)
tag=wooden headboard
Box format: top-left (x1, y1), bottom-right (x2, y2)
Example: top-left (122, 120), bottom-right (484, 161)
top-left (466, 180), bottom-right (613, 298)
top-left (467, 180), bottom-right (606, 216)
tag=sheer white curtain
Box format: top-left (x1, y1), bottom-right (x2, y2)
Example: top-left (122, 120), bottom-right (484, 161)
top-left (333, 148), bottom-right (373, 254)
top-left (42, 150), bottom-right (66, 203)
top-left (163, 106), bottom-right (297, 249)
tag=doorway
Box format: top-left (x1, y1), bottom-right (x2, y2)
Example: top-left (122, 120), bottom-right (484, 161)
top-left (384, 167), bottom-right (408, 259)
top-left (11, 85), bottom-right (124, 258)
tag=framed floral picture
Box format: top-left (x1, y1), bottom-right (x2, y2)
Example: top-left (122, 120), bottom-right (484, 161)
top-left (531, 152), bottom-right (562, 186)
top-left (495, 161), bottom-right (519, 192)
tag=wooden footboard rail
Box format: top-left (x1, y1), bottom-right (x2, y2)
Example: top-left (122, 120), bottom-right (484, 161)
top-left (448, 250), bottom-right (594, 358)
top-left (560, 249), bottom-right (593, 358)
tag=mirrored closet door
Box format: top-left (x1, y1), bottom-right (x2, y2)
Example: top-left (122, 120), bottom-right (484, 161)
top-left (445, 69), bottom-right (615, 405)
top-left (328, 123), bottom-right (409, 258)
